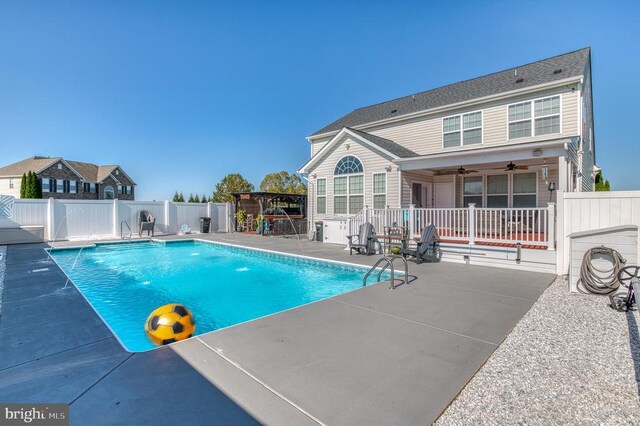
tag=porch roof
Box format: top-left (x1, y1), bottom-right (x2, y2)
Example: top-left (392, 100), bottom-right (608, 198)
top-left (393, 137), bottom-right (575, 171)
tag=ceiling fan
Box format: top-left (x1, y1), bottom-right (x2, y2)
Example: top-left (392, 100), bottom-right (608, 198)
top-left (499, 161), bottom-right (529, 171)
top-left (505, 161), bottom-right (529, 171)
top-left (439, 166), bottom-right (478, 175)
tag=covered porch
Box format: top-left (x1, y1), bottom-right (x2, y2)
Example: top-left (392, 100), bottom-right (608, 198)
top-left (376, 139), bottom-right (576, 249)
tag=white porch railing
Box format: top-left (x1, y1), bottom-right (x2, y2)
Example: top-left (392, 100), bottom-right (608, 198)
top-left (349, 203), bottom-right (556, 250)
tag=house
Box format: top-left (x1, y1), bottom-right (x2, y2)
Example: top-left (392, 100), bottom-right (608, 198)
top-left (298, 48), bottom-right (595, 247)
top-left (0, 156), bottom-right (136, 200)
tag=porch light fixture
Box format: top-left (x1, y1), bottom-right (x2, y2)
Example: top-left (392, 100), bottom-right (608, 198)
top-left (311, 173), bottom-right (317, 179)
top-left (344, 143), bottom-right (350, 150)
top-left (385, 165), bottom-right (393, 172)
top-left (548, 181), bottom-right (556, 201)
top-left (541, 165), bottom-right (549, 182)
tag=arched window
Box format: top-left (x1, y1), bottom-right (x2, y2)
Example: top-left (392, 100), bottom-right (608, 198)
top-left (104, 185), bottom-right (114, 200)
top-left (333, 156), bottom-right (364, 214)
top-left (334, 155), bottom-right (363, 175)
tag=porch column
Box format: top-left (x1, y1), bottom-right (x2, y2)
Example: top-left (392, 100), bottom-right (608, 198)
top-left (468, 203), bottom-right (476, 245)
top-left (547, 202), bottom-right (556, 250)
top-left (558, 155), bottom-right (569, 192)
top-left (409, 204), bottom-right (415, 238)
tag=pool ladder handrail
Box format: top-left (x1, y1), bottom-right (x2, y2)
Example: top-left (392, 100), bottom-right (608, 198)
top-left (121, 220), bottom-right (133, 240)
top-left (362, 255), bottom-right (409, 289)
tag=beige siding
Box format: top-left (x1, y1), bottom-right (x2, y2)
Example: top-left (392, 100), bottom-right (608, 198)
top-left (309, 85), bottom-right (580, 157)
top-left (310, 136), bottom-right (331, 157)
top-left (580, 63), bottom-right (595, 191)
top-left (0, 177), bottom-right (21, 198)
top-left (307, 135), bottom-right (398, 224)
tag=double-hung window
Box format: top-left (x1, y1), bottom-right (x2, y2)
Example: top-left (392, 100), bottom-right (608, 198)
top-left (534, 96), bottom-right (560, 135)
top-left (372, 173), bottom-right (386, 209)
top-left (463, 176), bottom-right (483, 207)
top-left (316, 178), bottom-right (326, 214)
top-left (443, 111), bottom-right (482, 148)
top-left (508, 96), bottom-right (560, 139)
top-left (56, 179), bottom-right (64, 193)
top-left (333, 156), bottom-right (364, 215)
top-left (512, 173), bottom-right (537, 207)
top-left (69, 180), bottom-right (77, 194)
top-left (486, 175), bottom-right (508, 207)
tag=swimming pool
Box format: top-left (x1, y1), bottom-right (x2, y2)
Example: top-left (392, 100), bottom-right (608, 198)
top-left (50, 240), bottom-right (386, 351)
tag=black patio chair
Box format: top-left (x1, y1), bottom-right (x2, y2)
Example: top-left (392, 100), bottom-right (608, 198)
top-left (347, 222), bottom-right (376, 255)
top-left (401, 224), bottom-right (439, 264)
top-left (137, 210), bottom-right (156, 237)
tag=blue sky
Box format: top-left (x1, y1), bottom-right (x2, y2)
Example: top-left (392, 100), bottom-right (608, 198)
top-left (0, 0), bottom-right (638, 200)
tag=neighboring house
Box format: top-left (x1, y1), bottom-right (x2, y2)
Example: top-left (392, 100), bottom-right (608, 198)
top-left (299, 48), bottom-right (595, 245)
top-left (0, 156), bottom-right (136, 200)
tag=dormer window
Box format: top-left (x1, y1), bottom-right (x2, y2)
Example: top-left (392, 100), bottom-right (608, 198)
top-left (443, 111), bottom-right (482, 148)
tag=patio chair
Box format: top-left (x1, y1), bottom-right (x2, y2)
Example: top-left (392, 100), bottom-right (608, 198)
top-left (137, 210), bottom-right (156, 237)
top-left (347, 222), bottom-right (376, 255)
top-left (401, 224), bottom-right (439, 264)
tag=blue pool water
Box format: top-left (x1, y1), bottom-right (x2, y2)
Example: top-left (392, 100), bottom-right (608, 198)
top-left (50, 241), bottom-right (384, 351)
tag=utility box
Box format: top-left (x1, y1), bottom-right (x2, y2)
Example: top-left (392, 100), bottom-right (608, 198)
top-left (315, 221), bottom-right (323, 242)
top-left (569, 225), bottom-right (638, 293)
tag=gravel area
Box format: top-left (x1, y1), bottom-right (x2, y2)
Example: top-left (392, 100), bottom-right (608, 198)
top-left (0, 245), bottom-right (6, 314)
top-left (436, 275), bottom-right (640, 425)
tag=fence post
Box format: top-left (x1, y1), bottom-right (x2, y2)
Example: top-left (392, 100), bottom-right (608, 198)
top-left (468, 203), bottom-right (476, 245)
top-left (547, 202), bottom-right (556, 251)
top-left (164, 200), bottom-right (171, 234)
top-left (226, 202), bottom-right (233, 233)
top-left (113, 198), bottom-right (119, 238)
top-left (409, 204), bottom-right (415, 238)
top-left (207, 202), bottom-right (212, 219)
top-left (47, 197), bottom-right (55, 241)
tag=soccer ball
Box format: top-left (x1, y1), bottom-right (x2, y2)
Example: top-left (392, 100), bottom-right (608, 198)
top-left (144, 304), bottom-right (196, 346)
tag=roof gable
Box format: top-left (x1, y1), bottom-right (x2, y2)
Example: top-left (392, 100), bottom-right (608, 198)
top-left (311, 48), bottom-right (590, 137)
top-left (298, 127), bottom-right (416, 173)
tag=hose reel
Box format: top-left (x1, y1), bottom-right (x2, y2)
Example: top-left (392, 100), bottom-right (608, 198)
top-left (579, 246), bottom-right (626, 295)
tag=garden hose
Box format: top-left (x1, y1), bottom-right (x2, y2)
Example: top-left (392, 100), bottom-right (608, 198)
top-left (579, 246), bottom-right (626, 295)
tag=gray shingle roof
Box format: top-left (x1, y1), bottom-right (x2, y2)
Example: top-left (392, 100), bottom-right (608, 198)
top-left (347, 128), bottom-right (418, 158)
top-left (311, 48), bottom-right (590, 137)
top-left (0, 156), bottom-right (134, 184)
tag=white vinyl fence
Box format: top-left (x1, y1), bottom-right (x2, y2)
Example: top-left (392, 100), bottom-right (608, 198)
top-left (557, 190), bottom-right (640, 274)
top-left (8, 198), bottom-right (233, 241)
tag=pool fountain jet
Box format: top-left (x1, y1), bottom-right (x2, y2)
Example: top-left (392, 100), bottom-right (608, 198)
top-left (268, 206), bottom-right (305, 255)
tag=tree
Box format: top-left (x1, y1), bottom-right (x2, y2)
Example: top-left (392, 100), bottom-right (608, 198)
top-left (179, 192), bottom-right (185, 202)
top-left (595, 170), bottom-right (610, 191)
top-left (188, 193), bottom-right (194, 203)
top-left (193, 194), bottom-right (200, 203)
top-left (35, 175), bottom-right (42, 198)
top-left (259, 171), bottom-right (307, 194)
top-left (25, 171), bottom-right (37, 198)
top-left (201, 194), bottom-right (208, 203)
top-left (212, 173), bottom-right (254, 203)
top-left (20, 173), bottom-right (27, 198)
top-left (173, 191), bottom-right (182, 202)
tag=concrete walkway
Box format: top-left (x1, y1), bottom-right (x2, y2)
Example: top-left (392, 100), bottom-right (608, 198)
top-left (0, 234), bottom-right (554, 424)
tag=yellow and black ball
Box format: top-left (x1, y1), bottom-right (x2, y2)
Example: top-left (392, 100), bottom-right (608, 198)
top-left (144, 304), bottom-right (195, 346)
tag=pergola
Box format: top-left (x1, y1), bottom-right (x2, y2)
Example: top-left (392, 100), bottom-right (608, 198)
top-left (231, 192), bottom-right (307, 234)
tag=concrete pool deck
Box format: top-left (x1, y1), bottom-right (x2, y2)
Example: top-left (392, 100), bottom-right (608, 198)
top-left (0, 234), bottom-right (554, 424)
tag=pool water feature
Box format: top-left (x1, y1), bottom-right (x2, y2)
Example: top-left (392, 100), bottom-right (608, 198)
top-left (50, 240), bottom-right (388, 351)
